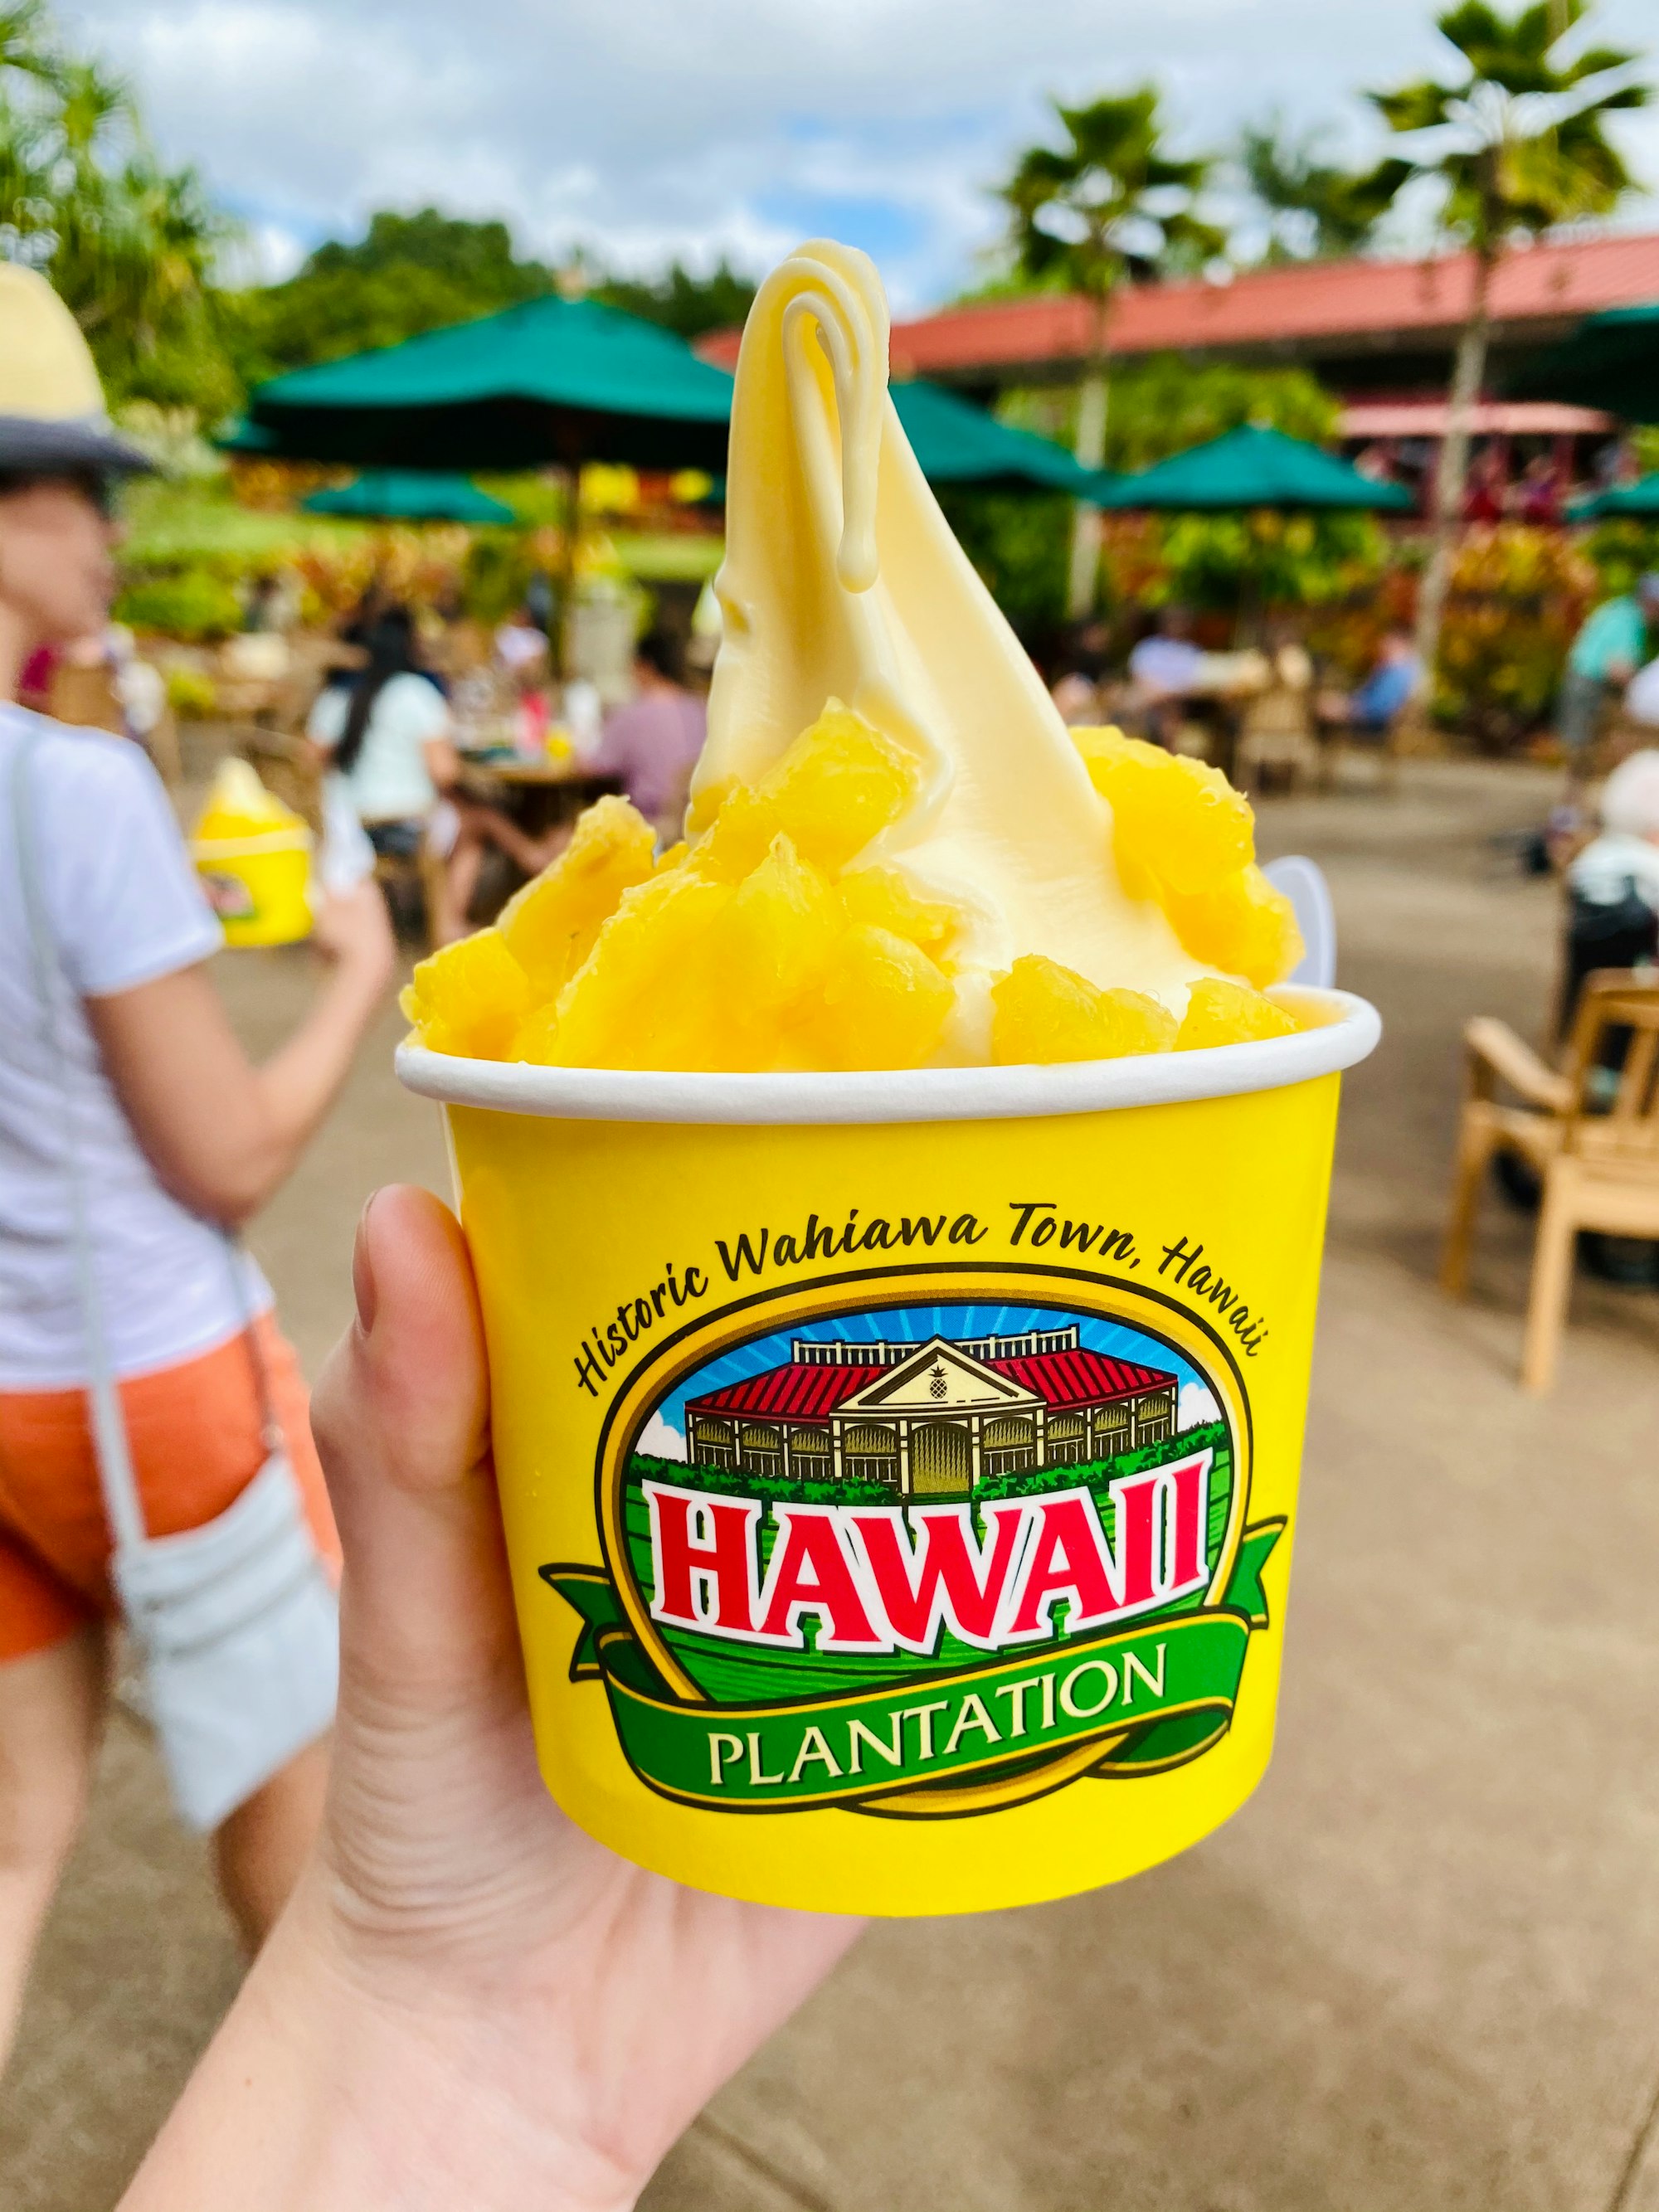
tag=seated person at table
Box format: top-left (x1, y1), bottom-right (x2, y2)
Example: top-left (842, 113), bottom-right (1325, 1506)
top-left (1126, 606), bottom-right (1204, 748)
top-left (1316, 629), bottom-right (1423, 745)
top-left (1567, 748), bottom-right (1659, 931)
top-left (308, 605), bottom-right (551, 944)
top-left (589, 629), bottom-right (707, 842)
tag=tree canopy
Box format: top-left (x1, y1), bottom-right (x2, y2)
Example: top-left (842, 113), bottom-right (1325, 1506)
top-left (1236, 115), bottom-right (1390, 260)
top-left (1361, 0), bottom-right (1648, 255)
top-left (0, 1), bottom-right (232, 411)
top-left (226, 209), bottom-right (557, 385)
top-left (998, 89), bottom-right (1222, 313)
top-left (592, 258), bottom-right (757, 340)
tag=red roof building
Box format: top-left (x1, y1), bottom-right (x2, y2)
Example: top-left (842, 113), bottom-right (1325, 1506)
top-left (681, 1325), bottom-right (1180, 1497)
top-left (699, 231), bottom-right (1659, 418)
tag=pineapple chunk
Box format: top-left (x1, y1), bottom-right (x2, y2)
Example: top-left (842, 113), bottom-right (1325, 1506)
top-left (498, 795), bottom-right (656, 996)
top-left (990, 955), bottom-right (1176, 1066)
top-left (1073, 727), bottom-right (1254, 897)
top-left (839, 863), bottom-right (961, 955)
top-left (720, 835), bottom-right (841, 1012)
top-left (1176, 977), bottom-right (1299, 1051)
top-left (694, 783), bottom-right (786, 883)
top-left (784, 925), bottom-right (954, 1072)
top-left (757, 701), bottom-right (922, 873)
top-left (1165, 863), bottom-right (1303, 989)
top-left (401, 927), bottom-right (535, 1061)
top-left (547, 872), bottom-right (737, 1071)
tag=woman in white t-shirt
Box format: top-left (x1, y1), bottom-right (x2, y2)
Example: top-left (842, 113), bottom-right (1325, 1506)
top-left (0, 268), bottom-right (397, 2071)
top-left (309, 605), bottom-right (549, 942)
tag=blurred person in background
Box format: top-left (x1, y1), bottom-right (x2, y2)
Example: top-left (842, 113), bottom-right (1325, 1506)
top-left (307, 603), bottom-right (555, 941)
top-left (1566, 749), bottom-right (1659, 940)
top-left (589, 628), bottom-right (707, 844)
top-left (1126, 605), bottom-right (1204, 748)
top-left (0, 265), bottom-right (398, 2071)
top-left (494, 601), bottom-right (549, 677)
top-left (1316, 628), bottom-right (1424, 746)
top-left (1557, 574), bottom-right (1659, 760)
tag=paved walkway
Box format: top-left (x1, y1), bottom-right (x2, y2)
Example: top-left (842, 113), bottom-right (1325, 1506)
top-left (6, 762), bottom-right (1659, 2210)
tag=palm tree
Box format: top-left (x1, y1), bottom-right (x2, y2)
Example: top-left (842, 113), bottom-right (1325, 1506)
top-left (0, 22), bottom-right (231, 410)
top-left (1362, 1), bottom-right (1647, 695)
top-left (999, 90), bottom-right (1221, 618)
top-left (1238, 114), bottom-right (1388, 261)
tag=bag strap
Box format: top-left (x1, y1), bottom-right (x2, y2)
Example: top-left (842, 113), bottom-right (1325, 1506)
top-left (221, 1235), bottom-right (285, 1457)
top-left (10, 727), bottom-right (148, 1551)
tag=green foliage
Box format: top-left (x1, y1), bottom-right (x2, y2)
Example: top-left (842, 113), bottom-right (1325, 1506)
top-left (996, 88), bottom-right (1221, 318)
top-left (1157, 509), bottom-right (1389, 614)
top-left (975, 1424), bottom-right (1228, 1501)
top-left (0, 7), bottom-right (235, 412)
top-left (1100, 357), bottom-right (1341, 472)
top-left (1585, 517), bottom-right (1659, 596)
top-left (937, 489), bottom-right (1072, 644)
top-left (113, 566), bottom-right (242, 639)
top-left (593, 258), bottom-right (757, 340)
top-left (1434, 523), bottom-right (1600, 748)
top-left (627, 1454), bottom-right (897, 1509)
top-left (226, 208), bottom-right (555, 384)
top-left (968, 362), bottom-right (1352, 634)
top-left (1236, 112), bottom-right (1391, 260)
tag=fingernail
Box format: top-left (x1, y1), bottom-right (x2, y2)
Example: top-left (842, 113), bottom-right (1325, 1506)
top-left (352, 1190), bottom-right (382, 1337)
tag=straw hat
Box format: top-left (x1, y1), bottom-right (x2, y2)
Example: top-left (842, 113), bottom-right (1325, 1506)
top-left (0, 261), bottom-right (153, 476)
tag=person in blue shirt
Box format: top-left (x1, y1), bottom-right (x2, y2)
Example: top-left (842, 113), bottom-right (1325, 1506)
top-left (1316, 629), bottom-right (1424, 744)
top-left (1558, 574), bottom-right (1659, 756)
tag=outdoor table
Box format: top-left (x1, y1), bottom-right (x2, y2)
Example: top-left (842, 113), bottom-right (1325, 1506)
top-left (458, 756), bottom-right (623, 838)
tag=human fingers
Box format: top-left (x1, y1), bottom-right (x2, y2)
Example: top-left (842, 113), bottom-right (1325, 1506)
top-left (311, 1184), bottom-right (513, 1712)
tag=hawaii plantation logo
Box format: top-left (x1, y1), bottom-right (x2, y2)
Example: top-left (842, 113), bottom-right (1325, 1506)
top-left (544, 1271), bottom-right (1284, 1819)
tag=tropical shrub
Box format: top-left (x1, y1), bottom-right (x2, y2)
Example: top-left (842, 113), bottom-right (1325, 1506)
top-left (114, 569), bottom-right (243, 640)
top-left (1433, 526), bottom-right (1598, 752)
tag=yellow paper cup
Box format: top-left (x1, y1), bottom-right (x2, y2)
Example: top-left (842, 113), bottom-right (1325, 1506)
top-left (398, 988), bottom-right (1379, 1918)
top-left (192, 827), bottom-right (314, 947)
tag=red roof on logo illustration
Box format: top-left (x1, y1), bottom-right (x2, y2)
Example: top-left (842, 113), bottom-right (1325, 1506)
top-left (684, 1342), bottom-right (1175, 1423)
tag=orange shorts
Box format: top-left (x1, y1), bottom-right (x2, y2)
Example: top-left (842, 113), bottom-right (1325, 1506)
top-left (0, 1317), bottom-right (341, 1665)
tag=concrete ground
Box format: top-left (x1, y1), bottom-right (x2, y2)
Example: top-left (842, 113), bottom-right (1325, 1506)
top-left (6, 759), bottom-right (1659, 2211)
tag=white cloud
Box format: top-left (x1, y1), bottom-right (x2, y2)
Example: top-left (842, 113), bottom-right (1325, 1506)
top-left (62, 0), bottom-right (1659, 306)
top-left (1179, 1382), bottom-right (1220, 1432)
top-left (638, 1410), bottom-right (686, 1461)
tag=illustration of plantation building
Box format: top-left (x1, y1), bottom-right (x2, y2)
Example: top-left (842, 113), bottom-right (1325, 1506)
top-left (682, 1326), bottom-right (1178, 1498)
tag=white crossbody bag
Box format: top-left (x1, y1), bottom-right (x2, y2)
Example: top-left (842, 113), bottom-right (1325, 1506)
top-left (12, 732), bottom-right (338, 1832)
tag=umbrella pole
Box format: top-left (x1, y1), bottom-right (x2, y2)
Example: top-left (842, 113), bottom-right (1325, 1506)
top-left (551, 460), bottom-right (580, 681)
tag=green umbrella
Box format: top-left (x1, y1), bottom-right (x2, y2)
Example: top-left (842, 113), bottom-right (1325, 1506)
top-left (889, 380), bottom-right (1113, 495)
top-left (1097, 423), bottom-right (1412, 512)
top-left (679, 382), bottom-right (1109, 502)
top-left (243, 294), bottom-right (735, 471)
top-left (1509, 303), bottom-right (1659, 424)
top-left (1567, 470), bottom-right (1659, 521)
top-left (299, 469), bottom-right (517, 523)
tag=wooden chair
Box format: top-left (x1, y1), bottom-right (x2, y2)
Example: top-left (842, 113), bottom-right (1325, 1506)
top-left (1235, 685), bottom-right (1320, 795)
top-left (1441, 971), bottom-right (1659, 1393)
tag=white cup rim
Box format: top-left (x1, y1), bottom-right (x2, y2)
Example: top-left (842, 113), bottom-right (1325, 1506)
top-left (395, 986), bottom-right (1381, 1127)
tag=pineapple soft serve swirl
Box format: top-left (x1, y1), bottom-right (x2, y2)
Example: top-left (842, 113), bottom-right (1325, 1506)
top-left (693, 238), bottom-right (1211, 1057)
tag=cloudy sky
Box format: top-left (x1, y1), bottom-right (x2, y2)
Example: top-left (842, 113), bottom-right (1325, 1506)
top-left (65, 0), bottom-right (1659, 306)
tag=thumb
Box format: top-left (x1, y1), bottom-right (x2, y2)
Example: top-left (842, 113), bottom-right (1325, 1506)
top-left (311, 1184), bottom-right (518, 1713)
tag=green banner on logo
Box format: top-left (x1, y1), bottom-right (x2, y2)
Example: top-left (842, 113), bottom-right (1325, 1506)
top-left (543, 1519), bottom-right (1282, 1813)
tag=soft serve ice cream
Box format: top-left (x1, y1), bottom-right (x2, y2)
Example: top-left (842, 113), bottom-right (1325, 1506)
top-left (403, 240), bottom-right (1305, 1072)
